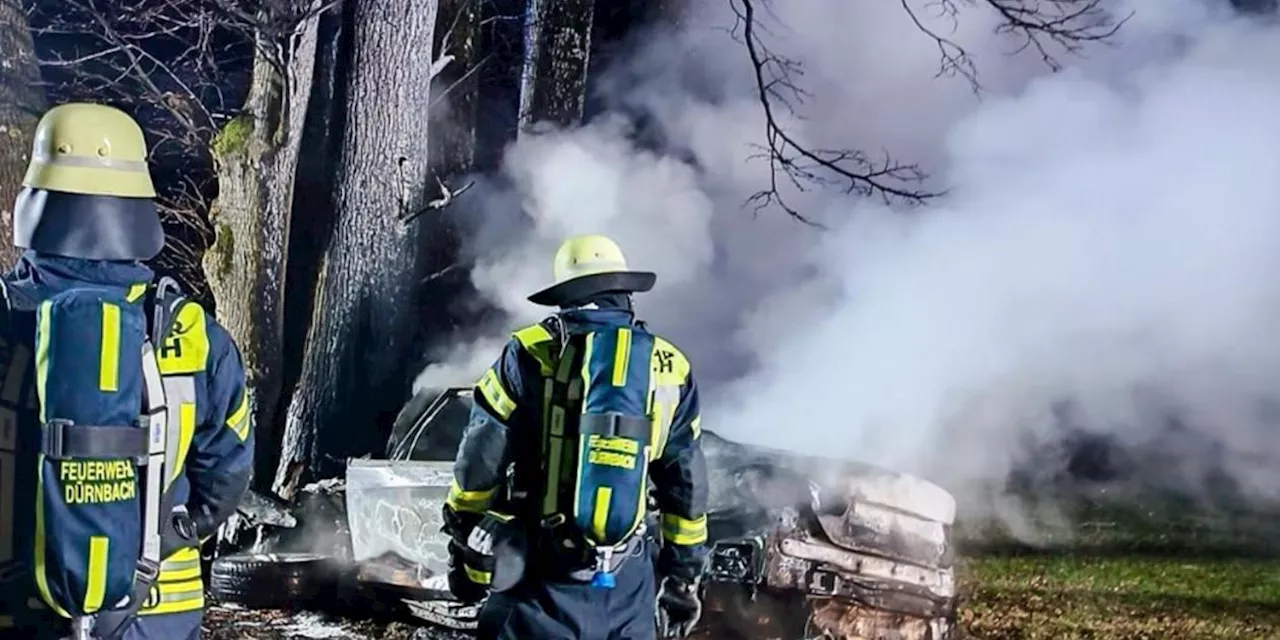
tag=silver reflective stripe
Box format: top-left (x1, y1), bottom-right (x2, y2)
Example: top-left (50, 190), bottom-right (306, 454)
top-left (31, 152), bottom-right (149, 173)
top-left (651, 384), bottom-right (680, 460)
top-left (156, 585), bottom-right (200, 603)
top-left (159, 556), bottom-right (198, 573)
top-left (161, 376), bottom-right (196, 487)
top-left (140, 341), bottom-right (167, 568)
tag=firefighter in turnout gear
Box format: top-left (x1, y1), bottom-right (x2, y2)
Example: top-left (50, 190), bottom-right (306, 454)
top-left (442, 235), bottom-right (709, 640)
top-left (0, 103), bottom-right (253, 640)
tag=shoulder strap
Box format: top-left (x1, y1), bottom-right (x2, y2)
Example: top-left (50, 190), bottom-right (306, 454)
top-left (539, 330), bottom-right (587, 522)
top-left (93, 276), bottom-right (188, 638)
top-left (144, 276), bottom-right (188, 346)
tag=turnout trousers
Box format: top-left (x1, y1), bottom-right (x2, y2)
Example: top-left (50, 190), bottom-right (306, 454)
top-left (2, 610), bottom-right (202, 640)
top-left (478, 547), bottom-right (656, 640)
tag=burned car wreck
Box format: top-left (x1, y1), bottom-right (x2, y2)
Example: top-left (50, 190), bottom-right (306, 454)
top-left (213, 387), bottom-right (958, 639)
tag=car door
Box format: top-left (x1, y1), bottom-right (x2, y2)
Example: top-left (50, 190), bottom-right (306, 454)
top-left (345, 387), bottom-right (475, 585)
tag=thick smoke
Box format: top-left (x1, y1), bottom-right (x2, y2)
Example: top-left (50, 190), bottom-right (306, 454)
top-left (420, 0), bottom-right (1280, 529)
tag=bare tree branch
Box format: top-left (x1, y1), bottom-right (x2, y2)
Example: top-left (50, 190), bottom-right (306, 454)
top-left (22, 0), bottom-right (307, 288)
top-left (728, 0), bottom-right (1128, 222)
top-left (730, 0), bottom-right (934, 224)
top-left (902, 0), bottom-right (1129, 91)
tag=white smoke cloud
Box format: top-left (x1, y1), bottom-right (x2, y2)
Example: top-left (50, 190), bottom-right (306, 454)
top-left (421, 0), bottom-right (1280, 527)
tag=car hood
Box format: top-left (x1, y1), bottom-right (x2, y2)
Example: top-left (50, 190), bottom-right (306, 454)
top-left (702, 431), bottom-right (955, 568)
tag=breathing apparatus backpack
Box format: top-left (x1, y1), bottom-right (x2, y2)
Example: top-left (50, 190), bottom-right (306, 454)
top-left (537, 317), bottom-right (664, 589)
top-left (5, 276), bottom-right (187, 638)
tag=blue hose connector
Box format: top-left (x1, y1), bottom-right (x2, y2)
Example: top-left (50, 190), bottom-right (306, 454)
top-left (591, 570), bottom-right (616, 589)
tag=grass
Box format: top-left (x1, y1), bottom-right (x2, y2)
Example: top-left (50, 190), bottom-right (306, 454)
top-left (954, 490), bottom-right (1280, 640)
top-left (959, 554), bottom-right (1280, 639)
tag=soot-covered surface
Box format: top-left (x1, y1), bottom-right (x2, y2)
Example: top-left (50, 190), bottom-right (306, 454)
top-left (202, 604), bottom-right (468, 640)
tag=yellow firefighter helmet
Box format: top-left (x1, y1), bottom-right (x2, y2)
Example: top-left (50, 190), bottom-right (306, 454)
top-left (527, 235), bottom-right (656, 307)
top-left (13, 103), bottom-right (164, 260)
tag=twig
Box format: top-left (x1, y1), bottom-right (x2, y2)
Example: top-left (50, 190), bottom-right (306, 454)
top-left (400, 176), bottom-right (476, 224)
top-left (730, 0), bottom-right (934, 224)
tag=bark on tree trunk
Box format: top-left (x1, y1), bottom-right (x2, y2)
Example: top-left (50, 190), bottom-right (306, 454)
top-left (265, 4), bottom-right (345, 491)
top-left (275, 0), bottom-right (438, 489)
top-left (0, 0), bottom-right (45, 269)
top-left (205, 11), bottom-right (324, 486)
top-left (518, 0), bottom-right (594, 132)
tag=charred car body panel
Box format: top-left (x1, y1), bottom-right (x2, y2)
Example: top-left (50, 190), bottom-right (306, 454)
top-left (248, 387), bottom-right (958, 638)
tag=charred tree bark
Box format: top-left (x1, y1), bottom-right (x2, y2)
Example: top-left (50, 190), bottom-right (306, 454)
top-left (518, 0), bottom-right (594, 132)
top-left (275, 0), bottom-right (438, 489)
top-left (266, 4), bottom-right (345, 492)
top-left (205, 8), bottom-right (325, 485)
top-left (0, 0), bottom-right (45, 269)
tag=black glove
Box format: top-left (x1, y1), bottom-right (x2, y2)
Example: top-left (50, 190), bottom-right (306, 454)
top-left (447, 539), bottom-right (492, 604)
top-left (656, 575), bottom-right (702, 638)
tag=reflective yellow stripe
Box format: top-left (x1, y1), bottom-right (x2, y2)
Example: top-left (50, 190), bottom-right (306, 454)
top-left (99, 302), bottom-right (120, 392)
top-left (446, 479), bottom-right (496, 513)
top-left (158, 547), bottom-right (202, 582)
top-left (648, 383), bottom-right (679, 462)
top-left (543, 411), bottom-right (564, 516)
top-left (139, 578), bottom-right (204, 615)
top-left (477, 368), bottom-right (517, 420)
top-left (464, 564), bottom-right (492, 585)
top-left (513, 324), bottom-right (553, 348)
top-left (32, 303), bottom-right (67, 617)
top-left (540, 380), bottom-right (557, 516)
top-left (170, 403), bottom-right (196, 483)
top-left (591, 487), bottom-right (612, 541)
top-left (661, 513), bottom-right (708, 546)
top-left (226, 391), bottom-right (250, 441)
top-left (611, 328), bottom-right (631, 387)
top-left (83, 536), bottom-right (109, 613)
top-left (543, 343), bottom-right (579, 516)
top-left (126, 283), bottom-right (148, 302)
top-left (690, 415), bottom-right (701, 439)
top-left (513, 324), bottom-right (556, 375)
top-left (0, 614), bottom-right (12, 628)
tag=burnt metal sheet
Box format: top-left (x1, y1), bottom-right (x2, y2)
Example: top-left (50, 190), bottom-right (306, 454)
top-left (809, 598), bottom-right (953, 640)
top-left (345, 459), bottom-right (454, 579)
top-left (814, 500), bottom-right (951, 570)
top-left (772, 537), bottom-right (955, 600)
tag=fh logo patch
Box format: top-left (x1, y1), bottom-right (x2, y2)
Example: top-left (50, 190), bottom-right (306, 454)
top-left (655, 350), bottom-right (674, 374)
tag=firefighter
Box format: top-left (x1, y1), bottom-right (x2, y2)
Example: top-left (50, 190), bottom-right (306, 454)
top-left (0, 103), bottom-right (253, 639)
top-left (442, 235), bottom-right (709, 640)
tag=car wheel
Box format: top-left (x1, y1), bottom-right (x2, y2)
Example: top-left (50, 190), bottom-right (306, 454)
top-left (207, 552), bottom-right (339, 610)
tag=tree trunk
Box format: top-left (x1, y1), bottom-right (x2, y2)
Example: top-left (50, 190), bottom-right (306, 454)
top-left (474, 0), bottom-right (526, 170)
top-left (266, 3), bottom-right (346, 491)
top-left (431, 0), bottom-right (480, 177)
top-left (518, 0), bottom-right (594, 132)
top-left (275, 0), bottom-right (438, 489)
top-left (204, 8), bottom-right (324, 484)
top-left (0, 0), bottom-right (45, 269)
top-left (413, 0), bottom-right (480, 353)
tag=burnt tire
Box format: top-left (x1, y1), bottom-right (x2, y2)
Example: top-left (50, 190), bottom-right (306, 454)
top-left (207, 552), bottom-right (338, 610)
